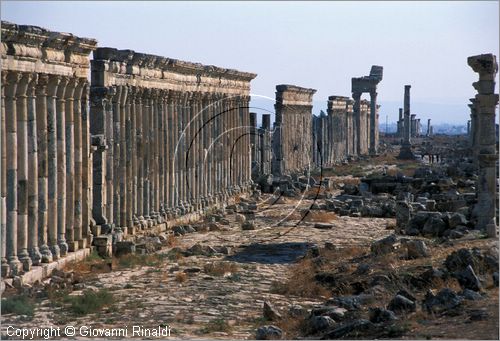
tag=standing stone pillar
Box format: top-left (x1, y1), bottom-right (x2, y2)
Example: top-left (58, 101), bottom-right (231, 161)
top-left (27, 74), bottom-right (42, 265)
top-left (125, 86), bottom-right (134, 227)
top-left (398, 85), bottom-right (415, 159)
top-left (410, 114), bottom-right (416, 138)
top-left (352, 92), bottom-right (362, 156)
top-left (129, 87), bottom-right (138, 226)
top-left (112, 86), bottom-right (122, 229)
top-left (81, 83), bottom-right (91, 247)
top-left (468, 98), bottom-right (478, 157)
top-left (135, 88), bottom-right (144, 224)
top-left (5, 72), bottom-right (22, 274)
top-left (397, 108), bottom-right (403, 138)
top-left (1, 73), bottom-right (9, 276)
top-left (47, 75), bottom-right (61, 259)
top-left (16, 72), bottom-right (33, 271)
top-left (427, 119), bottom-right (431, 137)
top-left (158, 90), bottom-right (166, 217)
top-left (468, 54), bottom-right (499, 236)
top-left (65, 78), bottom-right (76, 251)
top-left (90, 87), bottom-right (110, 229)
top-left (167, 91), bottom-right (175, 212)
top-left (369, 90), bottom-right (378, 155)
top-left (119, 86), bottom-right (129, 228)
top-left (73, 79), bottom-right (85, 248)
top-left (56, 77), bottom-right (69, 256)
top-left (142, 89), bottom-right (151, 223)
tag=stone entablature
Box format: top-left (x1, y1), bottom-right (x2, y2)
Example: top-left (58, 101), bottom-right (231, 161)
top-left (1, 21), bottom-right (96, 77)
top-left (275, 84), bottom-right (316, 107)
top-left (92, 48), bottom-right (255, 96)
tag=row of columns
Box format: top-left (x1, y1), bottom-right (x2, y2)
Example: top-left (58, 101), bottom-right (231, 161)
top-left (250, 113), bottom-right (272, 180)
top-left (91, 87), bottom-right (252, 232)
top-left (1, 71), bottom-right (91, 277)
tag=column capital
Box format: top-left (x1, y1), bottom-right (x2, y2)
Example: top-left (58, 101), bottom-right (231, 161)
top-left (27, 73), bottom-right (38, 98)
top-left (36, 74), bottom-right (49, 96)
top-left (64, 78), bottom-right (77, 100)
top-left (73, 78), bottom-right (86, 101)
top-left (352, 92), bottom-right (362, 100)
top-left (56, 76), bottom-right (70, 99)
top-left (16, 72), bottom-right (35, 97)
top-left (46, 75), bottom-right (61, 97)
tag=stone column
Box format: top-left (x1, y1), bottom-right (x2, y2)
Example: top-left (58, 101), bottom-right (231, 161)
top-left (17, 72), bottom-right (33, 271)
top-left (125, 86), bottom-right (134, 228)
top-left (398, 108), bottom-right (403, 138)
top-left (27, 74), bottom-right (42, 265)
top-left (398, 85), bottom-right (415, 159)
top-left (81, 83), bottom-right (91, 246)
top-left (158, 90), bottom-right (166, 217)
top-left (56, 77), bottom-right (69, 256)
top-left (410, 114), bottom-right (416, 138)
top-left (130, 87), bottom-right (139, 227)
top-left (112, 86), bottom-right (122, 229)
top-left (5, 72), bottom-right (22, 274)
top-left (352, 92), bottom-right (362, 156)
top-left (427, 119), bottom-right (431, 137)
top-left (65, 78), bottom-right (76, 251)
top-left (468, 98), bottom-right (478, 157)
top-left (369, 90), bottom-right (378, 155)
top-left (119, 86), bottom-right (129, 229)
top-left (468, 53), bottom-right (499, 236)
top-left (135, 88), bottom-right (144, 224)
top-left (1, 73), bottom-right (9, 276)
top-left (142, 89), bottom-right (151, 223)
top-left (47, 75), bottom-right (61, 259)
top-left (90, 87), bottom-right (110, 229)
top-left (73, 79), bottom-right (85, 248)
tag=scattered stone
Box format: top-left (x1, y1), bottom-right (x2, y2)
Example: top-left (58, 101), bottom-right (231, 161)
top-left (255, 325), bottom-right (283, 340)
top-left (309, 315), bottom-right (335, 333)
top-left (422, 288), bottom-right (463, 314)
top-left (114, 241), bottom-right (136, 256)
top-left (456, 265), bottom-right (481, 291)
top-left (187, 243), bottom-right (217, 256)
top-left (369, 307), bottom-right (398, 323)
top-left (314, 223), bottom-right (334, 229)
top-left (371, 234), bottom-right (398, 255)
top-left (263, 301), bottom-right (282, 321)
top-left (448, 212), bottom-right (468, 228)
top-left (461, 289), bottom-right (483, 300)
top-left (321, 319), bottom-right (374, 339)
top-left (387, 294), bottom-right (416, 313)
top-left (242, 221), bottom-right (256, 230)
top-left (288, 304), bottom-right (308, 318)
top-left (172, 225), bottom-right (186, 236)
top-left (235, 213), bottom-right (246, 223)
top-left (406, 240), bottom-right (430, 259)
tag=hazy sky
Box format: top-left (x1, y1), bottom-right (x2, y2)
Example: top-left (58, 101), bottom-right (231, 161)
top-left (2, 1), bottom-right (498, 124)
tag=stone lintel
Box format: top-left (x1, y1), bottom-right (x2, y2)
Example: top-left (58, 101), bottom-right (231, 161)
top-left (1, 21), bottom-right (97, 66)
top-left (275, 84), bottom-right (316, 107)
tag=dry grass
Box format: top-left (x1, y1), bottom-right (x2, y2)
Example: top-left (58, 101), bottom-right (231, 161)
top-left (166, 234), bottom-right (178, 247)
top-left (203, 261), bottom-right (239, 276)
top-left (175, 271), bottom-right (188, 283)
top-left (271, 258), bottom-right (331, 299)
top-left (275, 315), bottom-right (309, 339)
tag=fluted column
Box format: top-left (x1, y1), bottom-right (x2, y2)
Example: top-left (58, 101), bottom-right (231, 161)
top-left (35, 75), bottom-right (52, 263)
top-left (17, 72), bottom-right (33, 271)
top-left (125, 86), bottom-right (134, 228)
top-left (135, 88), bottom-right (144, 224)
top-left (142, 89), bottom-right (151, 223)
top-left (5, 72), bottom-right (22, 274)
top-left (27, 74), bottom-right (42, 265)
top-left (56, 77), bottom-right (69, 256)
top-left (73, 79), bottom-right (85, 248)
top-left (119, 86), bottom-right (128, 229)
top-left (352, 92), bottom-right (361, 156)
top-left (1, 73), bottom-right (9, 276)
top-left (130, 87), bottom-right (139, 227)
top-left (112, 86), bottom-right (122, 229)
top-left (65, 78), bottom-right (76, 251)
top-left (167, 91), bottom-right (175, 212)
top-left (81, 83), bottom-right (91, 246)
top-left (158, 90), bottom-right (166, 217)
top-left (47, 75), bottom-right (61, 259)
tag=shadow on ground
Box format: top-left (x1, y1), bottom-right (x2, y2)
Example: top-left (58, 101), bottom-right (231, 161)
top-left (226, 242), bottom-right (315, 264)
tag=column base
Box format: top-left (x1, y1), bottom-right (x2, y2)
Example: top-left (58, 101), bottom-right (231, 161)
top-left (50, 244), bottom-right (61, 260)
top-left (1, 260), bottom-right (10, 278)
top-left (58, 239), bottom-right (69, 257)
top-left (68, 241), bottom-right (79, 252)
top-left (8, 258), bottom-right (22, 276)
top-left (18, 250), bottom-right (32, 272)
top-left (39, 244), bottom-right (53, 263)
top-left (29, 247), bottom-right (42, 266)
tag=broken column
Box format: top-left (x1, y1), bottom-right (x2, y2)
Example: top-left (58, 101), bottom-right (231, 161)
top-left (272, 84), bottom-right (316, 176)
top-left (468, 53), bottom-right (499, 236)
top-left (398, 85), bottom-right (416, 159)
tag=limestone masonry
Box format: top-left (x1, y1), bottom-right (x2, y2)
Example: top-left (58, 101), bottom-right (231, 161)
top-left (1, 21), bottom-right (498, 280)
